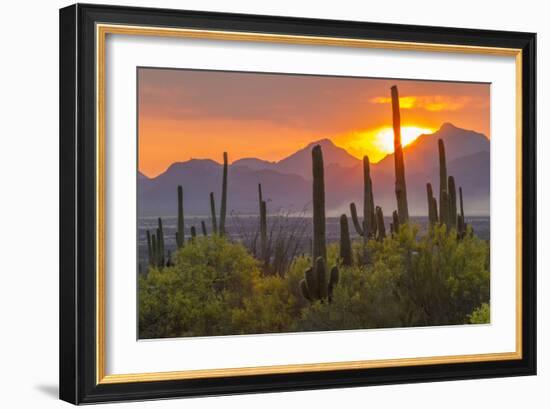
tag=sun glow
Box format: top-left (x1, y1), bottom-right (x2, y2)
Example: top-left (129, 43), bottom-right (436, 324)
top-left (373, 126), bottom-right (435, 154)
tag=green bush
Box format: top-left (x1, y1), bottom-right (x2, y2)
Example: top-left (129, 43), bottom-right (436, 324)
top-left (139, 224), bottom-right (490, 338)
top-left (296, 224), bottom-right (490, 331)
top-left (468, 303), bottom-right (490, 324)
top-left (139, 235), bottom-right (261, 338)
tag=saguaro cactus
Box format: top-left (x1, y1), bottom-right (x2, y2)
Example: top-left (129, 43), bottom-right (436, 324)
top-left (219, 152), bottom-right (228, 236)
top-left (190, 226), bottom-right (196, 240)
top-left (201, 221), bottom-right (207, 236)
top-left (448, 176), bottom-right (458, 229)
top-left (300, 257), bottom-right (339, 302)
top-left (376, 206), bottom-right (386, 240)
top-left (438, 139), bottom-right (448, 227)
top-left (151, 233), bottom-right (157, 267)
top-left (177, 185), bottom-right (185, 248)
top-left (157, 218), bottom-right (165, 267)
top-left (300, 145), bottom-right (339, 303)
top-left (339, 214), bottom-right (352, 266)
top-left (312, 145), bottom-right (327, 264)
top-left (209, 192), bottom-right (218, 234)
top-left (350, 156), bottom-right (376, 236)
top-left (258, 183), bottom-right (268, 265)
top-left (426, 183), bottom-right (438, 226)
top-left (146, 230), bottom-right (152, 266)
top-left (391, 85), bottom-right (409, 224)
top-left (392, 210), bottom-right (400, 234)
top-left (458, 186), bottom-right (466, 237)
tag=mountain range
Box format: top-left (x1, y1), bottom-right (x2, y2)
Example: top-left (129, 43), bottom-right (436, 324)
top-left (138, 123), bottom-right (490, 217)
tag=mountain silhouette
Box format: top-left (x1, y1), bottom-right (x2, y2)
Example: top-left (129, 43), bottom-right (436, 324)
top-left (138, 123), bottom-right (490, 217)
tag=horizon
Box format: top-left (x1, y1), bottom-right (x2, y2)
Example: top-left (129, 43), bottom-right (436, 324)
top-left (139, 121), bottom-right (489, 179)
top-left (138, 68), bottom-right (490, 177)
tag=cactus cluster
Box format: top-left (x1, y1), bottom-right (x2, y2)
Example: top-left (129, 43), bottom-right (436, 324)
top-left (427, 138), bottom-right (469, 235)
top-left (146, 217), bottom-right (165, 267)
top-left (144, 84), bottom-right (476, 283)
top-left (299, 145), bottom-right (339, 302)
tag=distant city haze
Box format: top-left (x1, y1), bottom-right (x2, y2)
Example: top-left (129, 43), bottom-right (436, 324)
top-left (138, 68), bottom-right (490, 177)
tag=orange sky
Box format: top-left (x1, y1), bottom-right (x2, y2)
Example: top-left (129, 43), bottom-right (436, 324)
top-left (138, 68), bottom-right (490, 177)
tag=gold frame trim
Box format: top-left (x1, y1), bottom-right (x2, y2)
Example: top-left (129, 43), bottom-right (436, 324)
top-left (96, 23), bottom-right (523, 385)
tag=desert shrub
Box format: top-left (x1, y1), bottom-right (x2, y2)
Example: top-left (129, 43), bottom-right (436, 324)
top-left (296, 224), bottom-right (490, 331)
top-left (139, 225), bottom-right (490, 338)
top-left (231, 275), bottom-right (297, 334)
top-left (468, 303), bottom-right (490, 324)
top-left (139, 235), bottom-right (261, 338)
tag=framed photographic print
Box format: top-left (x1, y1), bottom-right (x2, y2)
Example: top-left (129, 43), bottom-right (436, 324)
top-left (59, 3), bottom-right (536, 404)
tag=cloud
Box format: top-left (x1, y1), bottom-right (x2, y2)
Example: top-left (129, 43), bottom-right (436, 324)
top-left (370, 95), bottom-right (478, 112)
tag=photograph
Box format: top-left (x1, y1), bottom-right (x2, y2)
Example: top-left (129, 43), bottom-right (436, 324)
top-left (137, 68), bottom-right (491, 339)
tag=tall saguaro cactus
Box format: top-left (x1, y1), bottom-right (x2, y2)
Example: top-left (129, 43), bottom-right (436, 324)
top-left (258, 183), bottom-right (268, 265)
top-left (146, 230), bottom-right (152, 266)
top-left (350, 156), bottom-right (376, 235)
top-left (209, 192), bottom-right (218, 234)
top-left (219, 152), bottom-right (228, 236)
top-left (448, 176), bottom-right (458, 228)
top-left (339, 214), bottom-right (352, 266)
top-left (312, 145), bottom-right (327, 264)
top-left (176, 185), bottom-right (185, 248)
top-left (157, 217), bottom-right (165, 267)
top-left (392, 210), bottom-right (400, 234)
top-left (426, 183), bottom-right (438, 226)
top-left (458, 186), bottom-right (466, 237)
top-left (376, 206), bottom-right (386, 240)
top-left (300, 145), bottom-right (339, 303)
top-left (391, 85), bottom-right (409, 224)
top-left (438, 139), bottom-right (448, 227)
top-left (349, 155), bottom-right (376, 264)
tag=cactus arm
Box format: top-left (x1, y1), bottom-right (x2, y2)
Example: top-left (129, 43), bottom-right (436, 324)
top-left (201, 221), bottom-right (207, 236)
top-left (300, 279), bottom-right (311, 301)
top-left (328, 266), bottom-right (339, 301)
top-left (349, 202), bottom-right (364, 236)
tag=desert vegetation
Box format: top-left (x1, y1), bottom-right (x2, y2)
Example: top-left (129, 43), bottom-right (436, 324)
top-left (139, 85), bottom-right (490, 339)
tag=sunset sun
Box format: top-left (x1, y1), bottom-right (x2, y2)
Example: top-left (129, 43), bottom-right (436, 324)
top-left (373, 126), bottom-right (434, 154)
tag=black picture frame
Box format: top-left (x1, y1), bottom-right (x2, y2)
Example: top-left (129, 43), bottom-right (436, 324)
top-left (59, 3), bottom-right (536, 404)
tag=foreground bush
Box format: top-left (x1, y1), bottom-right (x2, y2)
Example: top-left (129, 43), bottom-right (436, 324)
top-left (296, 224), bottom-right (490, 331)
top-left (139, 225), bottom-right (490, 338)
